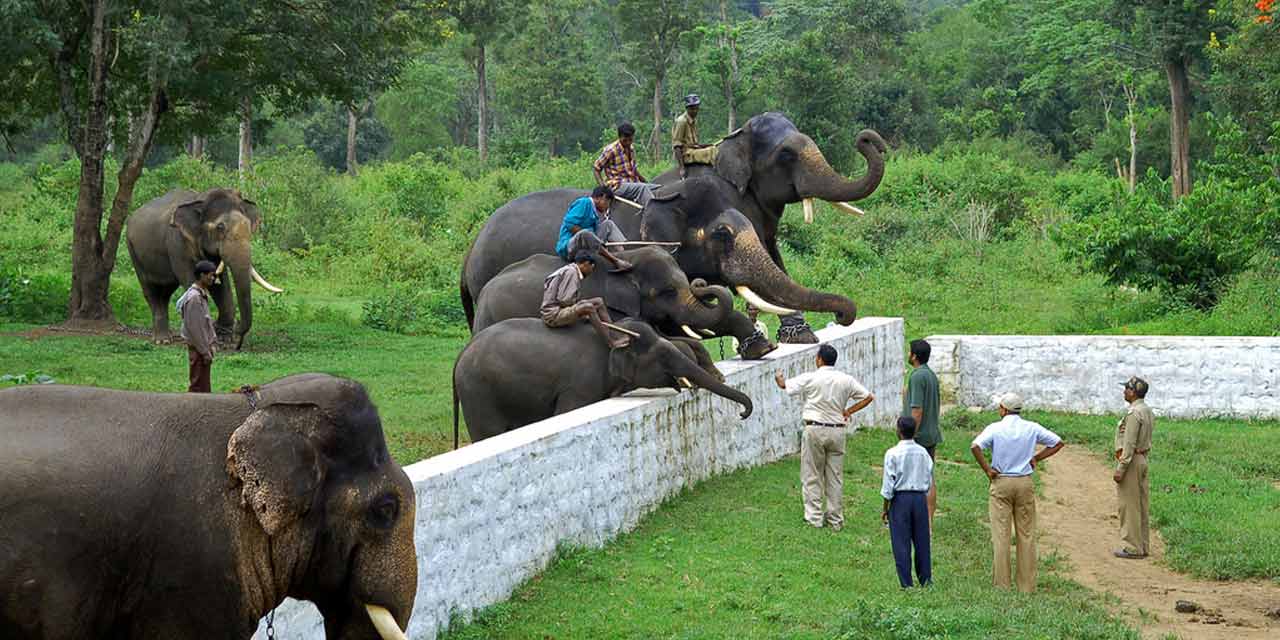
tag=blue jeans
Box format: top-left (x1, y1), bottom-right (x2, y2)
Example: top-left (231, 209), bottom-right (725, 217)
top-left (889, 491), bottom-right (932, 587)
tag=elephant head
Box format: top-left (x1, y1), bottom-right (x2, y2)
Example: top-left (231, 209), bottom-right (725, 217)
top-left (172, 188), bottom-right (282, 346)
top-left (713, 112), bottom-right (886, 216)
top-left (640, 179), bottom-right (857, 325)
top-left (229, 374), bottom-right (416, 640)
top-left (587, 246), bottom-right (734, 338)
top-left (608, 320), bottom-right (752, 418)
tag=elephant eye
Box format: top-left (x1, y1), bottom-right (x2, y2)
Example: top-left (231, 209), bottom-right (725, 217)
top-left (777, 148), bottom-right (797, 165)
top-left (367, 493), bottom-right (399, 530)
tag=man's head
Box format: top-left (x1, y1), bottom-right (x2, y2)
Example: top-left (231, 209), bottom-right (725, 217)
top-left (573, 251), bottom-right (597, 276)
top-left (683, 94), bottom-right (701, 116)
top-left (909, 339), bottom-right (931, 366)
top-left (194, 260), bottom-right (217, 288)
top-left (998, 392), bottom-right (1023, 417)
top-left (896, 416), bottom-right (917, 440)
top-left (617, 122), bottom-right (636, 148)
top-left (591, 184), bottom-right (614, 212)
top-left (1122, 376), bottom-right (1149, 402)
top-left (816, 344), bottom-right (838, 367)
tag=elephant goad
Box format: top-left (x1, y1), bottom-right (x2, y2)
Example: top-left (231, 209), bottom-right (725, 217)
top-left (0, 374), bottom-right (416, 640)
top-left (473, 247), bottom-right (773, 363)
top-left (459, 112), bottom-right (885, 344)
top-left (453, 318), bottom-right (752, 444)
top-left (126, 188), bottom-right (284, 349)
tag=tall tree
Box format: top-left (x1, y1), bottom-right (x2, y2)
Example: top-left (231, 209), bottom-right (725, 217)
top-left (616, 0), bottom-right (708, 163)
top-left (1, 0), bottom-right (413, 325)
top-left (442, 0), bottom-right (524, 164)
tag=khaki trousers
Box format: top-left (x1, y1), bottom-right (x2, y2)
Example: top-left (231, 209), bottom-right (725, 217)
top-left (800, 425), bottom-right (845, 528)
top-left (989, 475), bottom-right (1037, 592)
top-left (1117, 453), bottom-right (1150, 555)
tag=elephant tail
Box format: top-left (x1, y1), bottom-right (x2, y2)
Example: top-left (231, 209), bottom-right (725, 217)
top-left (452, 358), bottom-right (461, 451)
top-left (460, 247), bottom-right (476, 332)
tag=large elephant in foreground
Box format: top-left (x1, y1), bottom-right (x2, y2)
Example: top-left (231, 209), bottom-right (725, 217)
top-left (0, 374), bottom-right (416, 640)
top-left (126, 188), bottom-right (284, 349)
top-left (472, 247), bottom-right (774, 360)
top-left (460, 112), bottom-right (885, 343)
top-left (454, 318), bottom-right (752, 443)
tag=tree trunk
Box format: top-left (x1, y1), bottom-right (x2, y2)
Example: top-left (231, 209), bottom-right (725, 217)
top-left (190, 134), bottom-right (204, 159)
top-left (1165, 58), bottom-right (1191, 198)
top-left (476, 42), bottom-right (487, 164)
top-left (650, 70), bottom-right (665, 164)
top-left (721, 0), bottom-right (738, 132)
top-left (238, 95), bottom-right (253, 184)
top-left (1125, 83), bottom-right (1137, 195)
top-left (346, 104), bottom-right (359, 176)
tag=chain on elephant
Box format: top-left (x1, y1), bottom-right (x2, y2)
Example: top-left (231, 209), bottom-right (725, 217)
top-left (777, 314), bottom-right (818, 344)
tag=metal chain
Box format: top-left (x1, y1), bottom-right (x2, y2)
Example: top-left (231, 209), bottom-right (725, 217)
top-left (265, 609), bottom-right (275, 640)
top-left (718, 337), bottom-right (725, 360)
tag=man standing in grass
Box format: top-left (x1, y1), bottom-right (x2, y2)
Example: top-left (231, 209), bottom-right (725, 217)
top-left (882, 416), bottom-right (934, 588)
top-left (775, 344), bottom-right (874, 531)
top-left (1113, 376), bottom-right (1155, 560)
top-left (971, 393), bottom-right (1064, 593)
top-left (177, 260), bottom-right (218, 393)
top-left (904, 339), bottom-right (941, 527)
top-left (593, 122), bottom-right (659, 209)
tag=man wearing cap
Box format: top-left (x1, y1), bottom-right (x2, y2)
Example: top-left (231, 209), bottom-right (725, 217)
top-left (541, 251), bottom-right (631, 349)
top-left (176, 260), bottom-right (218, 393)
top-left (1114, 377), bottom-right (1155, 559)
top-left (556, 185), bottom-right (633, 272)
top-left (774, 344), bottom-right (874, 531)
top-left (594, 122), bottom-right (660, 210)
top-left (971, 393), bottom-right (1064, 592)
top-left (672, 94), bottom-right (717, 178)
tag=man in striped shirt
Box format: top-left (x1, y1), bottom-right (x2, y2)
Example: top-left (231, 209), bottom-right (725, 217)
top-left (593, 122), bottom-right (659, 209)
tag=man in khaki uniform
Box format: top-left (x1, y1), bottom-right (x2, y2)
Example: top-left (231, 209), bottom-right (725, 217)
top-left (672, 94), bottom-right (717, 177)
top-left (1114, 376), bottom-right (1155, 559)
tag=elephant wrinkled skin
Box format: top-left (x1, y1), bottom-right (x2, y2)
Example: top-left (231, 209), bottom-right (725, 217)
top-left (0, 374), bottom-right (416, 640)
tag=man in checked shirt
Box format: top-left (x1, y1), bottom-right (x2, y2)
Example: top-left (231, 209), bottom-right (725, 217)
top-left (593, 122), bottom-right (660, 209)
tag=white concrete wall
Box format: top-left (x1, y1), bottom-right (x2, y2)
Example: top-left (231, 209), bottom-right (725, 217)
top-left (256, 317), bottom-right (904, 639)
top-left (925, 334), bottom-right (1280, 418)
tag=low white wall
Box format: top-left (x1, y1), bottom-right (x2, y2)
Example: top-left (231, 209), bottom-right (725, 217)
top-left (926, 334), bottom-right (1280, 418)
top-left (256, 317), bottom-right (904, 639)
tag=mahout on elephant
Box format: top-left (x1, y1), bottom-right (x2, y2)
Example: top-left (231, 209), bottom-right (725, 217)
top-left (459, 112), bottom-right (885, 345)
top-left (453, 318), bottom-right (753, 444)
top-left (472, 246), bottom-right (773, 364)
top-left (126, 188), bottom-right (284, 349)
top-left (0, 374), bottom-right (416, 640)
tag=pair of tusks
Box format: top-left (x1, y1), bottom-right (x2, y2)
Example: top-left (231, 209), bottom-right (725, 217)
top-left (365, 604), bottom-right (409, 640)
top-left (680, 325), bottom-right (716, 339)
top-left (211, 261), bottom-right (286, 294)
top-left (801, 198), bottom-right (867, 223)
top-left (735, 286), bottom-right (797, 316)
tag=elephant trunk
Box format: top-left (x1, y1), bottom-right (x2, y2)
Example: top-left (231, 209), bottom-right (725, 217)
top-left (722, 227), bottom-right (856, 325)
top-left (682, 284), bottom-right (734, 329)
top-left (223, 249), bottom-right (254, 346)
top-left (665, 348), bottom-right (753, 418)
top-left (794, 129), bottom-right (887, 204)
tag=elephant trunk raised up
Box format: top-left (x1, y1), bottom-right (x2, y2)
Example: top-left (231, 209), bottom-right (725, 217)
top-left (681, 283), bottom-right (734, 332)
top-left (794, 129), bottom-right (887, 206)
top-left (721, 227), bottom-right (856, 325)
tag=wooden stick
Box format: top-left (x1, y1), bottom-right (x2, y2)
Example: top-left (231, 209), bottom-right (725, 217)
top-left (604, 241), bottom-right (683, 247)
top-left (613, 196), bottom-right (643, 209)
top-left (602, 322), bottom-right (641, 338)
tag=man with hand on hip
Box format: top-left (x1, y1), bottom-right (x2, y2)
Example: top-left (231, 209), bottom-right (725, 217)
top-left (970, 392), bottom-right (1064, 593)
top-left (774, 344), bottom-right (874, 531)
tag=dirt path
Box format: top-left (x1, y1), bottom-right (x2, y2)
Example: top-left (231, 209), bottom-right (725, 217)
top-left (1039, 446), bottom-right (1280, 639)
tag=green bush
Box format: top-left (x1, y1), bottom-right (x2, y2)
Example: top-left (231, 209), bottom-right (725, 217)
top-left (243, 147), bottom-right (347, 251)
top-left (0, 267), bottom-right (67, 324)
top-left (361, 283), bottom-right (464, 335)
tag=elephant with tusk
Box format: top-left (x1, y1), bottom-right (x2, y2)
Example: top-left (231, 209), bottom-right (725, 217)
top-left (126, 188), bottom-right (284, 350)
top-left (0, 374), bottom-right (416, 640)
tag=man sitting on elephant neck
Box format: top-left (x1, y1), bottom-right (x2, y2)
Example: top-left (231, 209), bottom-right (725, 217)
top-left (177, 260), bottom-right (218, 392)
top-left (542, 252), bottom-right (631, 349)
top-left (594, 121), bottom-right (660, 210)
top-left (673, 94), bottom-right (718, 178)
top-left (555, 184), bottom-right (634, 272)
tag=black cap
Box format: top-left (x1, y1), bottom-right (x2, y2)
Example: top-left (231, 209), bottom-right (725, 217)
top-left (683, 94), bottom-right (701, 107)
top-left (572, 251), bottom-right (597, 265)
top-left (1121, 376), bottom-right (1149, 397)
top-left (194, 260), bottom-right (217, 275)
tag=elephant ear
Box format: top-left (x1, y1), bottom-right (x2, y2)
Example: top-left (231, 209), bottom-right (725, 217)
top-left (170, 198), bottom-right (207, 239)
top-left (603, 272), bottom-right (643, 319)
top-left (240, 196), bottom-right (263, 233)
top-left (714, 128), bottom-right (751, 195)
top-left (226, 404), bottom-right (326, 537)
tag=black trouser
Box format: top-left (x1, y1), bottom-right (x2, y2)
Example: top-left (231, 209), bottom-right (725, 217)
top-left (889, 491), bottom-right (932, 587)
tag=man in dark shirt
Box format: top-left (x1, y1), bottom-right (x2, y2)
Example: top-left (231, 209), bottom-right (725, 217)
top-left (176, 260), bottom-right (218, 392)
top-left (903, 339), bottom-right (941, 528)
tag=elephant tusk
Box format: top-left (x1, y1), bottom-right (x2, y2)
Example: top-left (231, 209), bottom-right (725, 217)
top-left (250, 267), bottom-right (284, 293)
top-left (681, 325), bottom-right (701, 340)
top-left (735, 286), bottom-right (797, 316)
top-left (699, 329), bottom-right (715, 337)
top-left (831, 201), bottom-right (866, 216)
top-left (677, 377), bottom-right (694, 389)
top-left (802, 198), bottom-right (815, 224)
top-left (215, 261), bottom-right (226, 275)
top-left (365, 604), bottom-right (409, 640)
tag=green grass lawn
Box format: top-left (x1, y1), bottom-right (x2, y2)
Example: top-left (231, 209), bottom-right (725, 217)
top-left (439, 428), bottom-right (1138, 640)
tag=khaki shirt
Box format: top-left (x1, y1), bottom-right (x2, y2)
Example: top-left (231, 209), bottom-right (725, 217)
top-left (672, 112), bottom-right (699, 149)
top-left (540, 263), bottom-right (582, 317)
top-left (1114, 398), bottom-right (1155, 472)
top-left (177, 284), bottom-right (217, 358)
top-left (785, 366), bottom-right (870, 426)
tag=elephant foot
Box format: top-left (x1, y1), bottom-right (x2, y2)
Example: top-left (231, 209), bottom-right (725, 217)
top-left (152, 334), bottom-right (173, 345)
top-left (736, 330), bottom-right (777, 360)
top-left (777, 319), bottom-right (818, 344)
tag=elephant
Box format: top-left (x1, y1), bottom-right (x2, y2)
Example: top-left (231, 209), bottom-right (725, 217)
top-left (459, 112), bottom-right (885, 344)
top-left (471, 246), bottom-right (774, 362)
top-left (452, 318), bottom-right (752, 443)
top-left (0, 374), bottom-right (416, 640)
top-left (125, 188), bottom-right (284, 349)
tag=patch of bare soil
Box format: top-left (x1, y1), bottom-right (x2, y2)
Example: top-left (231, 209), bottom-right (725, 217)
top-left (1040, 447), bottom-right (1280, 639)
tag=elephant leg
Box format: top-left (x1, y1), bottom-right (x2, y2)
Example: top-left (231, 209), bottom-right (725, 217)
top-left (209, 278), bottom-right (235, 340)
top-left (762, 241), bottom-right (818, 344)
top-left (140, 281), bottom-right (177, 343)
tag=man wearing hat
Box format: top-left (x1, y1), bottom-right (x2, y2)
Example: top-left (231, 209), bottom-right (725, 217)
top-left (1114, 376), bottom-right (1155, 559)
top-left (176, 260), bottom-right (218, 392)
top-left (672, 94), bottom-right (717, 178)
top-left (971, 392), bottom-right (1064, 592)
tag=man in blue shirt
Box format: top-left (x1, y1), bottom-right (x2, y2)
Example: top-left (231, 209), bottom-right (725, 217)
top-left (556, 185), bottom-right (632, 272)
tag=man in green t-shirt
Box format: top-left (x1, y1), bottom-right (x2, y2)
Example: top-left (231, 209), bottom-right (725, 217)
top-left (903, 339), bottom-right (941, 529)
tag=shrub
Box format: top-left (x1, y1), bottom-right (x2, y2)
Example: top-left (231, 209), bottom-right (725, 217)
top-left (242, 147), bottom-right (347, 251)
top-left (360, 283), bottom-right (464, 335)
top-left (0, 266), bottom-right (67, 324)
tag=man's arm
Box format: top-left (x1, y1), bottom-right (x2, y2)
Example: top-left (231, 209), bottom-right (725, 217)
top-left (971, 444), bottom-right (998, 481)
top-left (1034, 441), bottom-right (1065, 469)
top-left (674, 146), bottom-right (686, 177)
top-left (773, 372), bottom-right (786, 390)
top-left (593, 167), bottom-right (605, 186)
top-left (1115, 413), bottom-right (1140, 482)
top-left (843, 394), bottom-right (874, 420)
